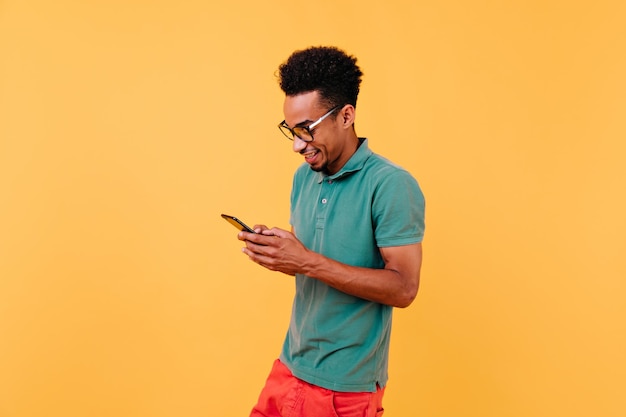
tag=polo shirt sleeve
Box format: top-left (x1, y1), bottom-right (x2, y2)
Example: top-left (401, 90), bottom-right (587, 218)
top-left (372, 169), bottom-right (425, 247)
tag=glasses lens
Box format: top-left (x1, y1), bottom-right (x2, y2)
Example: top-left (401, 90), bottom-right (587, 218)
top-left (292, 127), bottom-right (313, 142)
top-left (278, 124), bottom-right (293, 140)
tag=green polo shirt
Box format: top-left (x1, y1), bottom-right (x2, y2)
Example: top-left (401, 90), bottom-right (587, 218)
top-left (280, 138), bottom-right (425, 392)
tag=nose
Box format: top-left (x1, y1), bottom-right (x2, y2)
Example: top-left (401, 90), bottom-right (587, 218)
top-left (292, 136), bottom-right (307, 153)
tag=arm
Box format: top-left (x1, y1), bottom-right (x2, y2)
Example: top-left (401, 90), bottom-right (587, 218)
top-left (239, 227), bottom-right (422, 308)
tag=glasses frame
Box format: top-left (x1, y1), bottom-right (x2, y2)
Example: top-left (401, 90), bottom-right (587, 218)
top-left (278, 105), bottom-right (342, 142)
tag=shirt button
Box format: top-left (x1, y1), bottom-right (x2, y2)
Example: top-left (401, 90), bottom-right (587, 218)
top-left (321, 198), bottom-right (328, 204)
top-left (328, 180), bottom-right (333, 184)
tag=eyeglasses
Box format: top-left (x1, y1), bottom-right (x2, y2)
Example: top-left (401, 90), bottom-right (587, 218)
top-left (278, 105), bottom-right (341, 142)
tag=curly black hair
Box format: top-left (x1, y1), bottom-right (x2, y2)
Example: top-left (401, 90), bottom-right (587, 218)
top-left (278, 46), bottom-right (363, 109)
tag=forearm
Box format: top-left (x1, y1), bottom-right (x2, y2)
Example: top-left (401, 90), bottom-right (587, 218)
top-left (239, 228), bottom-right (422, 308)
top-left (301, 250), bottom-right (419, 308)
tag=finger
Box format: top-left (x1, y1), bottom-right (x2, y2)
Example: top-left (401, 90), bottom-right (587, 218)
top-left (238, 230), bottom-right (266, 243)
top-left (244, 239), bottom-right (273, 256)
top-left (268, 227), bottom-right (293, 239)
top-left (252, 224), bottom-right (269, 233)
top-left (243, 232), bottom-right (281, 248)
top-left (243, 247), bottom-right (273, 267)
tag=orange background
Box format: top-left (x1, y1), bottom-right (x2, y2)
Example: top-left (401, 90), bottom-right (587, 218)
top-left (1, 1), bottom-right (625, 416)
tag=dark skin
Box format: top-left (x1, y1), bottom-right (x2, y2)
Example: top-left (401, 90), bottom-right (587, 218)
top-left (238, 91), bottom-right (422, 308)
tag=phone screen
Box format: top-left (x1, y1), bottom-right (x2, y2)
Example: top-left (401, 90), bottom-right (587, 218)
top-left (221, 214), bottom-right (256, 233)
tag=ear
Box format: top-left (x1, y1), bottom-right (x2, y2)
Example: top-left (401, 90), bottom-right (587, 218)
top-left (339, 104), bottom-right (356, 129)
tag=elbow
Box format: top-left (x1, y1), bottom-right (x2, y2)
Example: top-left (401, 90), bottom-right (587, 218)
top-left (395, 279), bottom-right (419, 308)
top-left (395, 293), bottom-right (417, 309)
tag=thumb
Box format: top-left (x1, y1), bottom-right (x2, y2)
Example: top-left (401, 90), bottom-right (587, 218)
top-left (266, 227), bottom-right (292, 239)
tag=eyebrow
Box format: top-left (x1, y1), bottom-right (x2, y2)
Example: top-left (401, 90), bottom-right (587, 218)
top-left (294, 119), bottom-right (314, 128)
top-left (282, 119), bottom-right (313, 129)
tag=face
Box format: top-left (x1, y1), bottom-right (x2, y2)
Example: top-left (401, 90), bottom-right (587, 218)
top-left (282, 91), bottom-right (354, 175)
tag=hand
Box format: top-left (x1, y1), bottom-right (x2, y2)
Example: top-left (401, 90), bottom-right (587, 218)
top-left (238, 227), bottom-right (310, 275)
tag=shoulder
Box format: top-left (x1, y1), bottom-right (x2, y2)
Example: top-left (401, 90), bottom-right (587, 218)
top-left (364, 153), bottom-right (420, 188)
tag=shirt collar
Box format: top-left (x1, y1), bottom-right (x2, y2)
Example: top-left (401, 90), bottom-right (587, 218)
top-left (316, 138), bottom-right (372, 183)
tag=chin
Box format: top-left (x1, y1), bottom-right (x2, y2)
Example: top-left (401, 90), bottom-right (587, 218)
top-left (309, 163), bottom-right (327, 173)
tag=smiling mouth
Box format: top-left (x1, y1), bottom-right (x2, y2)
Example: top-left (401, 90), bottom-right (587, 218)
top-left (302, 149), bottom-right (319, 161)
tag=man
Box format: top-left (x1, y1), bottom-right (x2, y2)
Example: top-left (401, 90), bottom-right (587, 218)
top-left (239, 46), bottom-right (425, 417)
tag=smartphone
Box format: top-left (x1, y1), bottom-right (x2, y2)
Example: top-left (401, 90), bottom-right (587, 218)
top-left (221, 214), bottom-right (256, 233)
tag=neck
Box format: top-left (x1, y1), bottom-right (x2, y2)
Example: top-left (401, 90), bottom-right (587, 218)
top-left (325, 134), bottom-right (361, 175)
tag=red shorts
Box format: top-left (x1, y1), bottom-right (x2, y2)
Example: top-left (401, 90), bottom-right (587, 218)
top-left (250, 359), bottom-right (385, 417)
